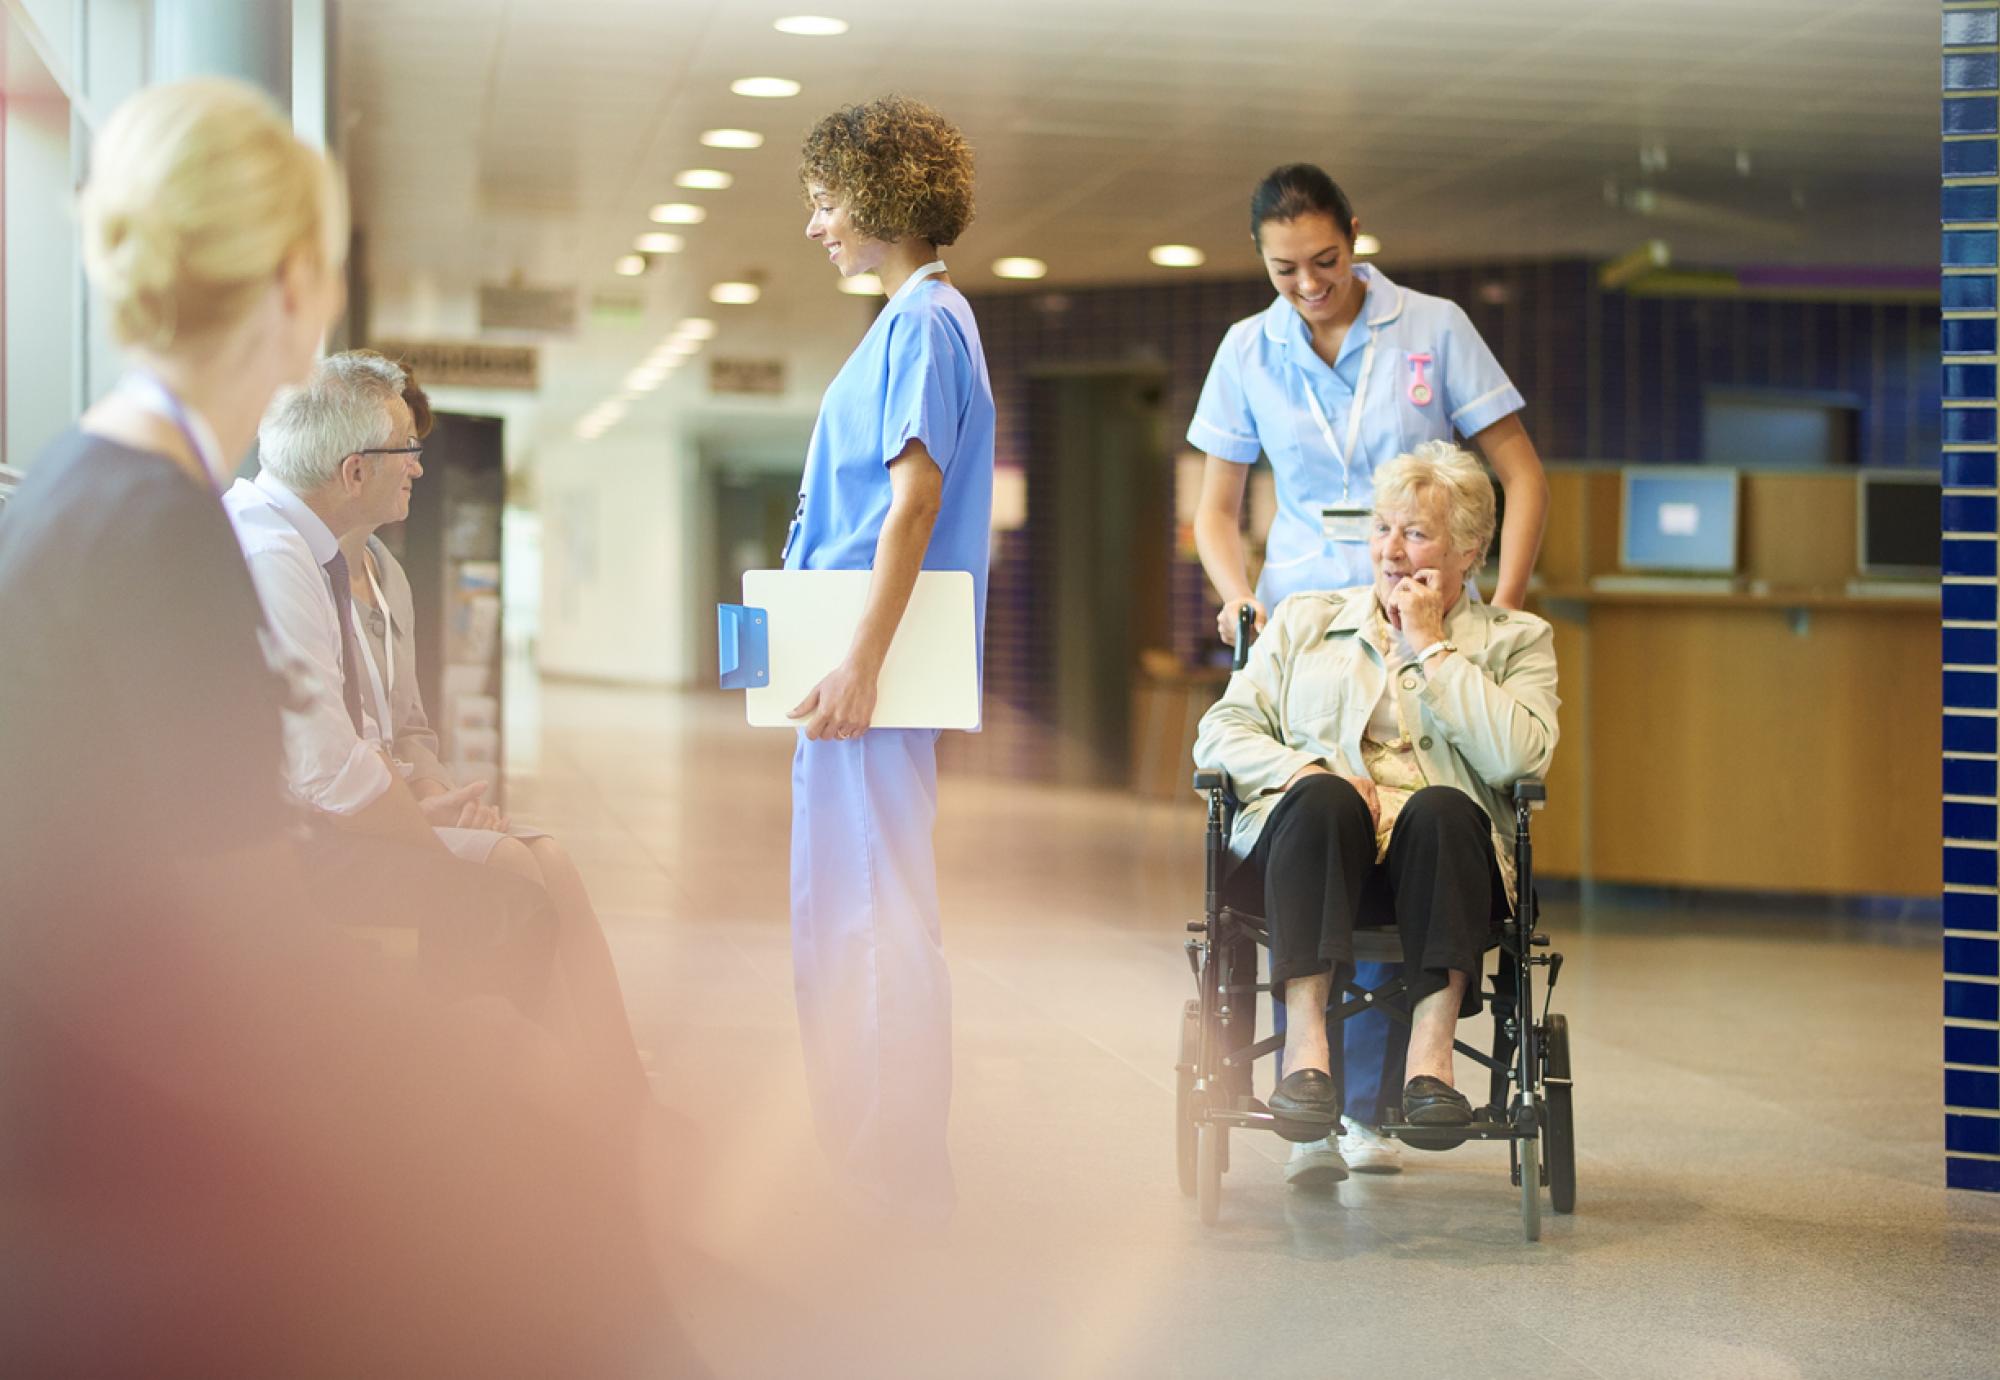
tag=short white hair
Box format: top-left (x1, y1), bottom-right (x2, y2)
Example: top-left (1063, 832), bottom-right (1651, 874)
top-left (1373, 440), bottom-right (1498, 570)
top-left (257, 351), bottom-right (407, 492)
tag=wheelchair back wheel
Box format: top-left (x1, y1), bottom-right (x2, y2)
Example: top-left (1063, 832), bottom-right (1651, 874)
top-left (1542, 1012), bottom-right (1576, 1215)
top-left (1176, 1000), bottom-right (1199, 1197)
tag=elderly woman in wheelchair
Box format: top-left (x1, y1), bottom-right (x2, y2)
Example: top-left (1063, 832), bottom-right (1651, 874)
top-left (1192, 440), bottom-right (1558, 1146)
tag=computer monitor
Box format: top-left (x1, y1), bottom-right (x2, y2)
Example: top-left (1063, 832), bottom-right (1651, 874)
top-left (1704, 391), bottom-right (1859, 469)
top-left (1619, 467), bottom-right (1740, 574)
top-left (1856, 471), bottom-right (1941, 578)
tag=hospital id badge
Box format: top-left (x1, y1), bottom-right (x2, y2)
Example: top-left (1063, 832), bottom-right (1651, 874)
top-left (1321, 505), bottom-right (1370, 543)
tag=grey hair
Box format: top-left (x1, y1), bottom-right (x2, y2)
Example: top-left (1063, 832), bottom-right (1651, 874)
top-left (1372, 440), bottom-right (1498, 570)
top-left (256, 351), bottom-right (408, 492)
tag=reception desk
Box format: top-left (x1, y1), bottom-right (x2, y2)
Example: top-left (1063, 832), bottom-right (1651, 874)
top-left (1525, 468), bottom-right (1939, 897)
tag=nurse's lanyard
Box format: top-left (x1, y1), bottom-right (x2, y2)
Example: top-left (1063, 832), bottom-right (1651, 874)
top-left (123, 371), bottom-right (228, 496)
top-left (894, 259), bottom-right (949, 300)
top-left (1298, 333), bottom-right (1380, 506)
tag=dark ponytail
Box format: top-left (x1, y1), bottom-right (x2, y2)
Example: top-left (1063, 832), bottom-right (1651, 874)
top-left (1250, 164), bottom-right (1356, 245)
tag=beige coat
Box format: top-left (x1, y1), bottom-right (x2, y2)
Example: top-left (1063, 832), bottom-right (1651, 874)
top-left (1192, 586), bottom-right (1560, 866)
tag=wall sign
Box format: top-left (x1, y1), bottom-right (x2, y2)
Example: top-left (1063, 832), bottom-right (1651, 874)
top-left (369, 340), bottom-right (540, 391)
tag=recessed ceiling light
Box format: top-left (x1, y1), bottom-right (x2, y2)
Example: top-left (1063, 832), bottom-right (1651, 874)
top-left (675, 169), bottom-right (734, 190)
top-left (1353, 233), bottom-right (1382, 256)
top-left (649, 203), bottom-right (707, 225)
top-left (730, 77), bottom-right (800, 99)
top-left (992, 257), bottom-right (1047, 280)
top-left (774, 15), bottom-right (849, 36)
top-left (614, 254), bottom-right (646, 276)
top-left (709, 281), bottom-right (762, 305)
top-left (701, 128), bottom-right (764, 149)
top-left (838, 273), bottom-right (884, 296)
top-left (635, 232), bottom-right (685, 254)
top-left (673, 317), bottom-right (719, 340)
top-left (625, 367), bottom-right (669, 392)
top-left (1149, 244), bottom-right (1205, 268)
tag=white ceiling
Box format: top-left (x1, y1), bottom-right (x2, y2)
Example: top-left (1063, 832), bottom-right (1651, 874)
top-left (335, 0), bottom-right (1941, 451)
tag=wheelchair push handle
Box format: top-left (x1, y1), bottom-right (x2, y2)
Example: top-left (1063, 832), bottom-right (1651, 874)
top-left (1232, 602), bottom-right (1257, 671)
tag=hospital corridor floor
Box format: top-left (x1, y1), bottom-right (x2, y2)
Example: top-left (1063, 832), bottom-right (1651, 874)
top-left (505, 677), bottom-right (1999, 1380)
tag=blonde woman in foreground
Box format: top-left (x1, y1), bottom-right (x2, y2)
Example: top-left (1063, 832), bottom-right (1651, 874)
top-left (0, 79), bottom-right (689, 1376)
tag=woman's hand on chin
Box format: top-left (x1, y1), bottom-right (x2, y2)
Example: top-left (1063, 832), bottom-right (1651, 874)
top-left (1391, 568), bottom-right (1449, 648)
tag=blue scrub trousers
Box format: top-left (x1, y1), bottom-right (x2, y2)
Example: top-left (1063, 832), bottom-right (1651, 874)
top-left (1271, 961), bottom-right (1410, 1127)
top-left (790, 727), bottom-right (955, 1219)
top-left (1233, 901), bottom-right (1409, 1124)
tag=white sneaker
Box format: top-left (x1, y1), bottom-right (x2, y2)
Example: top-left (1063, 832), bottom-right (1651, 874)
top-left (1339, 1116), bottom-right (1404, 1175)
top-left (1283, 1135), bottom-right (1348, 1189)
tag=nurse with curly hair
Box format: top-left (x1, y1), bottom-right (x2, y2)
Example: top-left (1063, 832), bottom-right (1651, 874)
top-left (785, 95), bottom-right (994, 1222)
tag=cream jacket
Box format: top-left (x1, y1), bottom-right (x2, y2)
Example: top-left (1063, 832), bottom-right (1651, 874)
top-left (1192, 586), bottom-right (1560, 864)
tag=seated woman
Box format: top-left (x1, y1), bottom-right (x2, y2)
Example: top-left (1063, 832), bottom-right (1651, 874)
top-left (1192, 441), bottom-right (1558, 1142)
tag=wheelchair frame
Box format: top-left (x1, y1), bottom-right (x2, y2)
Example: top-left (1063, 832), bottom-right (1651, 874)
top-left (1175, 610), bottom-right (1575, 1241)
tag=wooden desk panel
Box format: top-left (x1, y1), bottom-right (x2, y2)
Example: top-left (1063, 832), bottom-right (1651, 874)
top-left (1583, 601), bottom-right (1939, 895)
top-left (1530, 614), bottom-right (1589, 877)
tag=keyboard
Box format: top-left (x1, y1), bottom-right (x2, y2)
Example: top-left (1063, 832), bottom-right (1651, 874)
top-left (1844, 579), bottom-right (1939, 601)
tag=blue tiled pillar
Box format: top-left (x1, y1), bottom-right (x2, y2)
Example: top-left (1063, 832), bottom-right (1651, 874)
top-left (1945, 2), bottom-right (2000, 1194)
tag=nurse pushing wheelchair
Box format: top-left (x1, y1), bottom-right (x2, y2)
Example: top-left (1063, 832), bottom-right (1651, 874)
top-left (1181, 443), bottom-right (1576, 1239)
top-left (1187, 162), bottom-right (1552, 1180)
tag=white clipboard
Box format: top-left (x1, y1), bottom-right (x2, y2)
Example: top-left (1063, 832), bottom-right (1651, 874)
top-left (721, 569), bottom-right (980, 730)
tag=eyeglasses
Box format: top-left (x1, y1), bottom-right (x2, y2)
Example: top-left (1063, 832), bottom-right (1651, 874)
top-left (354, 444), bottom-right (423, 460)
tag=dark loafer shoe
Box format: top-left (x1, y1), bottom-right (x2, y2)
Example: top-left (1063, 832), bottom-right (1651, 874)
top-left (1401, 1075), bottom-right (1474, 1127)
top-left (1269, 1069), bottom-right (1341, 1141)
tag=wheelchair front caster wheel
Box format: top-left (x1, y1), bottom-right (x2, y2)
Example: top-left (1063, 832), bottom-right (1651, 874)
top-left (1175, 1001), bottom-right (1199, 1197)
top-left (1197, 1121), bottom-right (1225, 1226)
top-left (1520, 1153), bottom-right (1542, 1242)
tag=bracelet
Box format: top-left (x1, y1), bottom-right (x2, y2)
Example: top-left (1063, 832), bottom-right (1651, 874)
top-left (1416, 639), bottom-right (1455, 666)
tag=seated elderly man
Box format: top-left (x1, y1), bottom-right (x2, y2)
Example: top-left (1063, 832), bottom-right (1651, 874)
top-left (224, 354), bottom-right (639, 1103)
top-left (1193, 441), bottom-right (1558, 1175)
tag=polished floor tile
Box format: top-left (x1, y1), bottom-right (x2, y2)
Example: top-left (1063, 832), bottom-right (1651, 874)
top-left (509, 678), bottom-right (2000, 1380)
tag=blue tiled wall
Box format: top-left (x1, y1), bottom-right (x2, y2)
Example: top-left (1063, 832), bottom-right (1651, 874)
top-left (1945, 1), bottom-right (2000, 1195)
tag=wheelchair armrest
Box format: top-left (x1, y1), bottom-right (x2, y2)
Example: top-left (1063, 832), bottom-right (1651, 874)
top-left (1192, 768), bottom-right (1226, 793)
top-left (1513, 777), bottom-right (1547, 808)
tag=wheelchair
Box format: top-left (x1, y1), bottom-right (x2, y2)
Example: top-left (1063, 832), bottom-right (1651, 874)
top-left (1174, 609), bottom-right (1575, 1242)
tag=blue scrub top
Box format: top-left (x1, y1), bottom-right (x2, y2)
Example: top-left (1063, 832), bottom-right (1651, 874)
top-left (1187, 264), bottom-right (1523, 608)
top-left (786, 270), bottom-right (997, 666)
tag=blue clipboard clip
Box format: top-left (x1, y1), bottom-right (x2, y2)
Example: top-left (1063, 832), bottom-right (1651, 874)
top-left (717, 604), bottom-right (770, 690)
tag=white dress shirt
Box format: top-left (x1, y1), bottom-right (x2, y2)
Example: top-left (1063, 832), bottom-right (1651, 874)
top-left (223, 470), bottom-right (394, 814)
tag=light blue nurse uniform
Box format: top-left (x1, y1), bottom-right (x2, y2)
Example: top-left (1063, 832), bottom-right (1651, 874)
top-left (1189, 263), bottom-right (1524, 607)
top-left (1188, 262), bottom-right (1524, 1127)
top-left (784, 262), bottom-right (994, 1219)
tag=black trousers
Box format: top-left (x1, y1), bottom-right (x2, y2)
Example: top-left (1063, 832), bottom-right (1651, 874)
top-left (300, 827), bottom-right (559, 1020)
top-left (1242, 776), bottom-right (1502, 1016)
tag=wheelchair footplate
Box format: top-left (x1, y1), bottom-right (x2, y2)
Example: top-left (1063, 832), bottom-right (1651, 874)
top-left (1204, 1094), bottom-right (1341, 1145)
top-left (1377, 1105), bottom-right (1528, 1153)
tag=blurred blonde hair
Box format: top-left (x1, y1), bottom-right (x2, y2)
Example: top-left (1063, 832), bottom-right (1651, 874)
top-left (79, 77), bottom-right (348, 352)
top-left (1373, 440), bottom-right (1498, 570)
